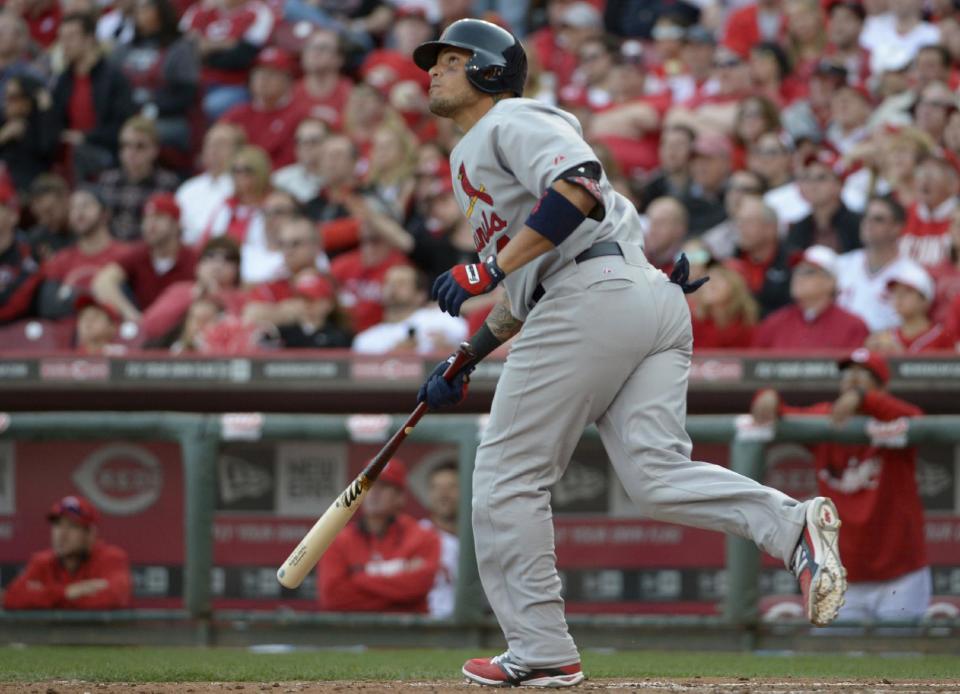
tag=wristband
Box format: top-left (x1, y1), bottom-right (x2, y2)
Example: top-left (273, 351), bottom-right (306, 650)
top-left (525, 188), bottom-right (586, 246)
top-left (467, 323), bottom-right (503, 364)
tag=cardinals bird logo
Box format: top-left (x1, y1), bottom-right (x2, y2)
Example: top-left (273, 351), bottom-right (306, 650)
top-left (458, 163), bottom-right (493, 218)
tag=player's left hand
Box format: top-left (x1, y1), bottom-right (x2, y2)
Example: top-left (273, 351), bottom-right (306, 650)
top-left (417, 355), bottom-right (475, 410)
top-left (831, 389), bottom-right (863, 426)
top-left (432, 256), bottom-right (505, 317)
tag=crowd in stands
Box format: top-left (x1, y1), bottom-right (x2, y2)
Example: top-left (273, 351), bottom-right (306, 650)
top-left (1, 0), bottom-right (960, 355)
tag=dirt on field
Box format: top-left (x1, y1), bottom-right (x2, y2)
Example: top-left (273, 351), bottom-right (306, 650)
top-left (2, 679), bottom-right (958, 694)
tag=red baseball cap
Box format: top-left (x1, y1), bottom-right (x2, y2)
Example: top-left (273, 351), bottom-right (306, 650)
top-left (75, 294), bottom-right (122, 323)
top-left (144, 192), bottom-right (180, 221)
top-left (378, 458), bottom-right (407, 490)
top-left (255, 46), bottom-right (296, 73)
top-left (838, 347), bottom-right (890, 385)
top-left (47, 495), bottom-right (99, 527)
top-left (293, 273), bottom-right (334, 301)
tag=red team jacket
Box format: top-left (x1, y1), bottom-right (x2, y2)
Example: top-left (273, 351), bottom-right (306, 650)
top-left (318, 514), bottom-right (440, 613)
top-left (2, 541), bottom-right (132, 609)
top-left (779, 391), bottom-right (927, 583)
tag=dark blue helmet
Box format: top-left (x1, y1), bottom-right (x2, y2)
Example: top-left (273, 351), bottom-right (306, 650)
top-left (413, 18), bottom-right (527, 97)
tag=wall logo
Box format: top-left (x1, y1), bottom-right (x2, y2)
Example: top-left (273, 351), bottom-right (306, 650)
top-left (72, 444), bottom-right (163, 515)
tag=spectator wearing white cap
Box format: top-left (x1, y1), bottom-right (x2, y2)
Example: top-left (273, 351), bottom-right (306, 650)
top-left (866, 264), bottom-right (957, 353)
top-left (836, 195), bottom-right (929, 332)
top-left (752, 244), bottom-right (870, 349)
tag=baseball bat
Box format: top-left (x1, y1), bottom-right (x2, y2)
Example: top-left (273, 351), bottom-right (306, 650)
top-left (276, 342), bottom-right (477, 589)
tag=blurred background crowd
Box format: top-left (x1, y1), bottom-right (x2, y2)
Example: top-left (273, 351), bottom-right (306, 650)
top-left (2, 0), bottom-right (960, 356)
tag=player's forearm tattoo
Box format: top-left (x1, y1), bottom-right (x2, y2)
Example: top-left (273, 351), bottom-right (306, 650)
top-left (486, 297), bottom-right (523, 341)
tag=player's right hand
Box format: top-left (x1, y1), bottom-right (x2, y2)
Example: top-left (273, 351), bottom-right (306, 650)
top-left (417, 355), bottom-right (475, 410)
top-left (750, 389), bottom-right (780, 425)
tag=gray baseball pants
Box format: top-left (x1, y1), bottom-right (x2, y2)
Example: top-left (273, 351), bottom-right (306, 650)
top-left (472, 247), bottom-right (808, 668)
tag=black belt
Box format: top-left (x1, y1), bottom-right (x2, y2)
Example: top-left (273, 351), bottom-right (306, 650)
top-left (530, 242), bottom-right (623, 306)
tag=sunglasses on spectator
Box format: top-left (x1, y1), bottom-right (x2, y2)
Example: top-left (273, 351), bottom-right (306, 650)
top-left (232, 165), bottom-right (255, 175)
top-left (864, 214), bottom-right (893, 223)
top-left (579, 51), bottom-right (605, 62)
top-left (121, 140), bottom-right (152, 150)
top-left (296, 135), bottom-right (325, 146)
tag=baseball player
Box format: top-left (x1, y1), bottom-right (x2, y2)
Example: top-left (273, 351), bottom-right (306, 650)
top-left (413, 20), bottom-right (847, 688)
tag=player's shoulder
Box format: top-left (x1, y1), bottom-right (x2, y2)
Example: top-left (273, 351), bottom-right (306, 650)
top-left (484, 98), bottom-right (581, 132)
top-left (93, 540), bottom-right (130, 561)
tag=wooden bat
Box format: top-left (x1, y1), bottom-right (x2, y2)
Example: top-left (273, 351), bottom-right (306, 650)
top-left (276, 342), bottom-right (477, 589)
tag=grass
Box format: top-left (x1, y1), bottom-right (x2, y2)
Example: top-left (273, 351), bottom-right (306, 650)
top-left (0, 647), bottom-right (959, 683)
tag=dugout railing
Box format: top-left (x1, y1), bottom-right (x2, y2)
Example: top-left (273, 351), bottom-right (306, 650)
top-left (1, 412), bottom-right (959, 651)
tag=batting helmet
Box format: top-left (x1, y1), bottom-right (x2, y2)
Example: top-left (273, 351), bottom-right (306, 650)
top-left (413, 19), bottom-right (527, 97)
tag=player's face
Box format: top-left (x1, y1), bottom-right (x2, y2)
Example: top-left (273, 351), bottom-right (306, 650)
top-left (427, 469), bottom-right (458, 523)
top-left (69, 191), bottom-right (106, 237)
top-left (362, 484), bottom-right (405, 519)
top-left (428, 47), bottom-right (483, 118)
top-left (840, 365), bottom-right (877, 393)
top-left (890, 283), bottom-right (928, 319)
top-left (141, 212), bottom-right (179, 248)
top-left (51, 517), bottom-right (93, 559)
top-left (77, 306), bottom-right (117, 350)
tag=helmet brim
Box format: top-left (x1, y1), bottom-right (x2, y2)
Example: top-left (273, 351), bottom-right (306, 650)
top-left (413, 40), bottom-right (476, 72)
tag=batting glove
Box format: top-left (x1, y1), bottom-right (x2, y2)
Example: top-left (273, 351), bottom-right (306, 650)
top-left (417, 355), bottom-right (475, 410)
top-left (432, 256), bottom-right (505, 317)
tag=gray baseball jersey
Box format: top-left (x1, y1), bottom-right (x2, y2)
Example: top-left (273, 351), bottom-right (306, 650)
top-left (449, 98), bottom-right (643, 319)
top-left (450, 96), bottom-right (817, 670)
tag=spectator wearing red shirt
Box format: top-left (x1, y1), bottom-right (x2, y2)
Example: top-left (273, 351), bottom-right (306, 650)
top-left (752, 244), bottom-right (870, 350)
top-left (242, 214), bottom-right (328, 327)
top-left (929, 207), bottom-right (960, 323)
top-left (730, 196), bottom-right (793, 317)
top-left (587, 54), bottom-right (672, 181)
top-left (51, 12), bottom-right (135, 183)
top-left (141, 236), bottom-right (243, 344)
top-left (751, 350), bottom-right (930, 621)
top-left (331, 202), bottom-right (411, 333)
top-left (0, 184), bottom-right (40, 324)
top-left (221, 47), bottom-right (309, 169)
top-left (91, 192), bottom-right (197, 322)
top-left (294, 28), bottom-right (354, 130)
top-left (3, 495), bottom-right (132, 610)
top-left (691, 263), bottom-right (758, 350)
top-left (900, 155), bottom-right (958, 267)
top-left (319, 459), bottom-right (440, 613)
top-left (527, 0), bottom-right (593, 93)
top-left (37, 188), bottom-right (129, 319)
top-left (867, 263), bottom-right (957, 354)
top-left (722, 0), bottom-right (787, 60)
top-left (180, 0), bottom-right (275, 120)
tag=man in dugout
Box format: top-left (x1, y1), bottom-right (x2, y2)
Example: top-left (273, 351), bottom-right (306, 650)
top-left (318, 459), bottom-right (440, 613)
top-left (751, 349), bottom-right (931, 622)
top-left (3, 495), bottom-right (132, 609)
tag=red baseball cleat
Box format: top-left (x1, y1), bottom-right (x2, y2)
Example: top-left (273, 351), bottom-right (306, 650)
top-left (462, 652), bottom-right (585, 687)
top-left (793, 496), bottom-right (847, 626)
